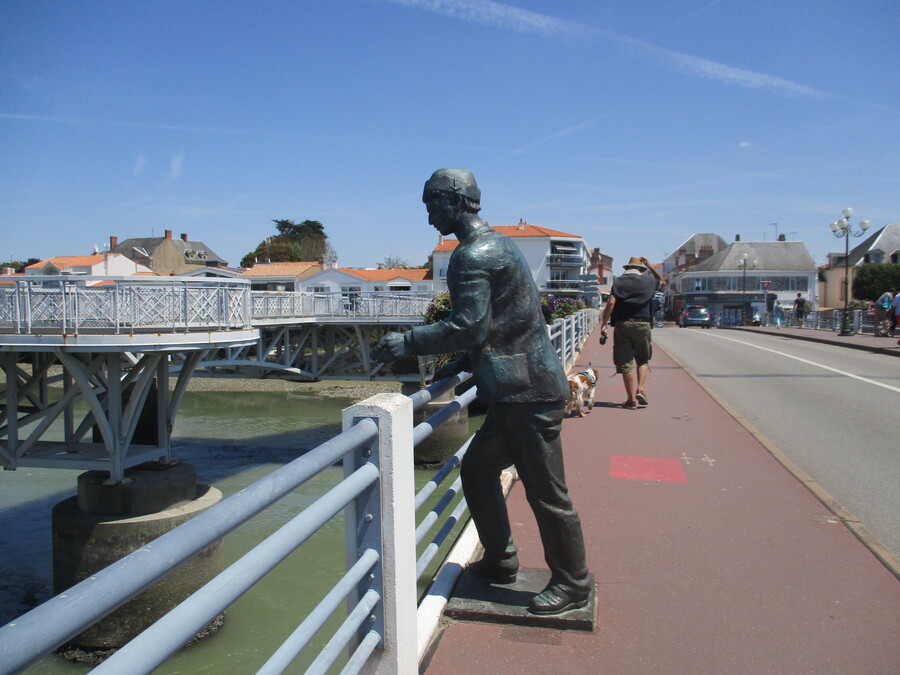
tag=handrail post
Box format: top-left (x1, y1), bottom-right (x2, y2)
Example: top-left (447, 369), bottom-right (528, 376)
top-left (342, 394), bottom-right (416, 675)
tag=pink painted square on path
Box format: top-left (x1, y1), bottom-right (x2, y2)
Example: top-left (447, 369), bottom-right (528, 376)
top-left (610, 455), bottom-right (687, 483)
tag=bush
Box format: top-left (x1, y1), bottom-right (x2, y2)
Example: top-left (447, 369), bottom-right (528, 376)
top-left (423, 291), bottom-right (452, 325)
top-left (541, 295), bottom-right (586, 322)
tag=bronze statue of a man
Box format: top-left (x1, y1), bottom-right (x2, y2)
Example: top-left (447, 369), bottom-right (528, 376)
top-left (373, 168), bottom-right (591, 614)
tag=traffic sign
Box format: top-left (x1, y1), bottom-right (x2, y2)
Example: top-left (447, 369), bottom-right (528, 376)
top-left (760, 280), bottom-right (772, 290)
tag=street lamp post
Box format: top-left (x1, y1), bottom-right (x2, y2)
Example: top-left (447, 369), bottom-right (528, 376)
top-left (829, 207), bottom-right (871, 336)
top-left (738, 253), bottom-right (756, 325)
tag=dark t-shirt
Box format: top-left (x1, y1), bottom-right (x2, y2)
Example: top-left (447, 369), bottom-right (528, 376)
top-left (610, 273), bottom-right (661, 324)
top-left (794, 298), bottom-right (806, 315)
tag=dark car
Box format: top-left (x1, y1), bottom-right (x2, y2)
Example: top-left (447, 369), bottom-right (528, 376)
top-left (680, 305), bottom-right (712, 328)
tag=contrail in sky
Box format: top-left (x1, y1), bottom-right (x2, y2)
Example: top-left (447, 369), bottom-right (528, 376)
top-left (383, 0), bottom-right (830, 99)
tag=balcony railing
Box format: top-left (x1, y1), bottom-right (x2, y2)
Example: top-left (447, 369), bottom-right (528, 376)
top-left (545, 279), bottom-right (592, 292)
top-left (546, 254), bottom-right (584, 268)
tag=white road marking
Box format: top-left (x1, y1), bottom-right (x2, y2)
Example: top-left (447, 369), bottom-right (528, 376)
top-left (696, 331), bottom-right (900, 394)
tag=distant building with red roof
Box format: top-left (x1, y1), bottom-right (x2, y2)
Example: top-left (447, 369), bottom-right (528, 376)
top-left (239, 260), bottom-right (433, 294)
top-left (240, 261), bottom-right (324, 290)
top-left (432, 219), bottom-right (601, 301)
top-left (298, 265), bottom-right (433, 294)
top-left (25, 253), bottom-right (154, 284)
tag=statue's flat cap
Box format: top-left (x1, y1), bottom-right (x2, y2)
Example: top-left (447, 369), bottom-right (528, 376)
top-left (423, 168), bottom-right (481, 203)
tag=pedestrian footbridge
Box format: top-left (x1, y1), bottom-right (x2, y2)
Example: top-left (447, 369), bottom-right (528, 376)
top-left (0, 277), bottom-right (435, 479)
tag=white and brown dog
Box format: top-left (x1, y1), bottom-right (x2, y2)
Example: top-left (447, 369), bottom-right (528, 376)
top-left (565, 366), bottom-right (601, 417)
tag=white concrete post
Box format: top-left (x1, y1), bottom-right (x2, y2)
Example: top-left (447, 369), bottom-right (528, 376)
top-left (342, 393), bottom-right (416, 675)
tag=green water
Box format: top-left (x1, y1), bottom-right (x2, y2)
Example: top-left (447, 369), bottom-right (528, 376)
top-left (3, 389), bottom-right (476, 674)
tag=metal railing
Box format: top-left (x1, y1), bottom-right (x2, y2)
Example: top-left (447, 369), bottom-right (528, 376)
top-left (251, 291), bottom-right (435, 322)
top-left (550, 309), bottom-right (600, 370)
top-left (545, 254), bottom-right (584, 268)
top-left (0, 279), bottom-right (439, 335)
top-left (0, 308), bottom-right (598, 673)
top-left (0, 372), bottom-right (475, 674)
top-left (0, 277), bottom-right (252, 335)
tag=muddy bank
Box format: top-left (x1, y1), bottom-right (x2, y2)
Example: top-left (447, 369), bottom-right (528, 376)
top-left (178, 375), bottom-right (405, 401)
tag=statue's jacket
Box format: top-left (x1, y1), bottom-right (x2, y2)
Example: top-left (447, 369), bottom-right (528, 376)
top-left (406, 226), bottom-right (568, 404)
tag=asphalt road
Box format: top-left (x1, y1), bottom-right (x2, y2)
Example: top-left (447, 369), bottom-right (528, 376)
top-left (654, 326), bottom-right (899, 560)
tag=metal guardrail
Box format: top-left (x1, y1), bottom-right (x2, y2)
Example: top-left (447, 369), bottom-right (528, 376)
top-left (0, 277), bottom-right (253, 335)
top-left (251, 291), bottom-right (435, 322)
top-left (0, 372), bottom-right (474, 674)
top-left (550, 309), bottom-right (600, 370)
top-left (0, 279), bottom-right (437, 335)
top-left (0, 308), bottom-right (598, 673)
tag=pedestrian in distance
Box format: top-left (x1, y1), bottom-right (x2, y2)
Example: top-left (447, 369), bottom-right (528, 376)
top-left (600, 256), bottom-right (667, 409)
top-left (874, 289), bottom-right (892, 337)
top-left (372, 168), bottom-right (592, 616)
top-left (891, 289), bottom-right (900, 343)
top-left (774, 300), bottom-right (784, 328)
top-left (793, 292), bottom-right (807, 328)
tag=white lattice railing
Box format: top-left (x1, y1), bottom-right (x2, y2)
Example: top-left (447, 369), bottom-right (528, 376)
top-left (0, 277), bottom-right (252, 335)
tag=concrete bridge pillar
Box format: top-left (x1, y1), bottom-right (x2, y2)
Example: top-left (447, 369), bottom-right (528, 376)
top-left (403, 383), bottom-right (470, 465)
top-left (52, 461), bottom-right (223, 650)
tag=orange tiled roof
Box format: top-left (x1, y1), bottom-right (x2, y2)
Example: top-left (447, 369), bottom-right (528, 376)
top-left (27, 254), bottom-right (110, 270)
top-left (339, 268), bottom-right (432, 282)
top-left (434, 223), bottom-right (579, 252)
top-left (240, 261), bottom-right (321, 277)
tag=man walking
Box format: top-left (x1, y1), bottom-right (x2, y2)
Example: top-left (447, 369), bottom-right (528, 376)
top-left (793, 292), bottom-right (807, 328)
top-left (600, 256), bottom-right (667, 409)
top-left (373, 169), bottom-right (591, 615)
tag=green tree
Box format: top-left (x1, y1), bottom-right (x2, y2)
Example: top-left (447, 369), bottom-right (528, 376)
top-left (241, 219), bottom-right (335, 268)
top-left (0, 258), bottom-right (39, 273)
top-left (382, 255), bottom-right (409, 269)
top-left (852, 263), bottom-right (900, 300)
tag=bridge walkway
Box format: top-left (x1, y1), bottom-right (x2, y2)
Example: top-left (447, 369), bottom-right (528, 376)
top-left (424, 327), bottom-right (899, 673)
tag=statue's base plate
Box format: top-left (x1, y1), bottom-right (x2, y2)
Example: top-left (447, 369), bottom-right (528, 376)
top-left (445, 568), bottom-right (597, 631)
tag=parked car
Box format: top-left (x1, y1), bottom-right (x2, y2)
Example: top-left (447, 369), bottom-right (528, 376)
top-left (680, 305), bottom-right (712, 328)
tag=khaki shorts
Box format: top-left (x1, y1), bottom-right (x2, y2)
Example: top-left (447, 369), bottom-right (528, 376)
top-left (612, 321), bottom-right (652, 374)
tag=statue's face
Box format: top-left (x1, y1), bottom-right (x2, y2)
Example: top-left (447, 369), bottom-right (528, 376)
top-left (424, 190), bottom-right (459, 236)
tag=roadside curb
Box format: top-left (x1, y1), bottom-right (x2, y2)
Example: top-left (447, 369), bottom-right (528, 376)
top-left (658, 341), bottom-right (900, 581)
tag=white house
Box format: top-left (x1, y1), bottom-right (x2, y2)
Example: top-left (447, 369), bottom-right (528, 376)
top-left (25, 253), bottom-right (154, 284)
top-left (240, 261), bottom-right (323, 291)
top-left (431, 220), bottom-right (598, 301)
top-left (298, 266), bottom-right (433, 294)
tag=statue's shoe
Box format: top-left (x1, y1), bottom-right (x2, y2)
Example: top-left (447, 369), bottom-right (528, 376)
top-left (466, 557), bottom-right (518, 584)
top-left (528, 585), bottom-right (589, 615)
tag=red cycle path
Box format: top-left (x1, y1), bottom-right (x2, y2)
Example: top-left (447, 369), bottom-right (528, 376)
top-left (424, 327), bottom-right (899, 674)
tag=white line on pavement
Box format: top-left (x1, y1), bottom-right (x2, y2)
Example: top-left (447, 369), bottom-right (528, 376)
top-left (696, 331), bottom-right (900, 394)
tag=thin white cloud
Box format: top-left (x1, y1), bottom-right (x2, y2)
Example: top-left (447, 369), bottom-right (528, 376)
top-left (384, 0), bottom-right (592, 40)
top-left (133, 155), bottom-right (146, 175)
top-left (739, 141), bottom-right (751, 148)
top-left (384, 0), bottom-right (830, 99)
top-left (168, 153), bottom-right (184, 182)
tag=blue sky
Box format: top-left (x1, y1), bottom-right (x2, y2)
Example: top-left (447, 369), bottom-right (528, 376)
top-left (2, 0), bottom-right (898, 271)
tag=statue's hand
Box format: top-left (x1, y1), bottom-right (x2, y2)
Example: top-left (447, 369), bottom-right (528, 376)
top-left (434, 359), bottom-right (462, 381)
top-left (373, 332), bottom-right (410, 363)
